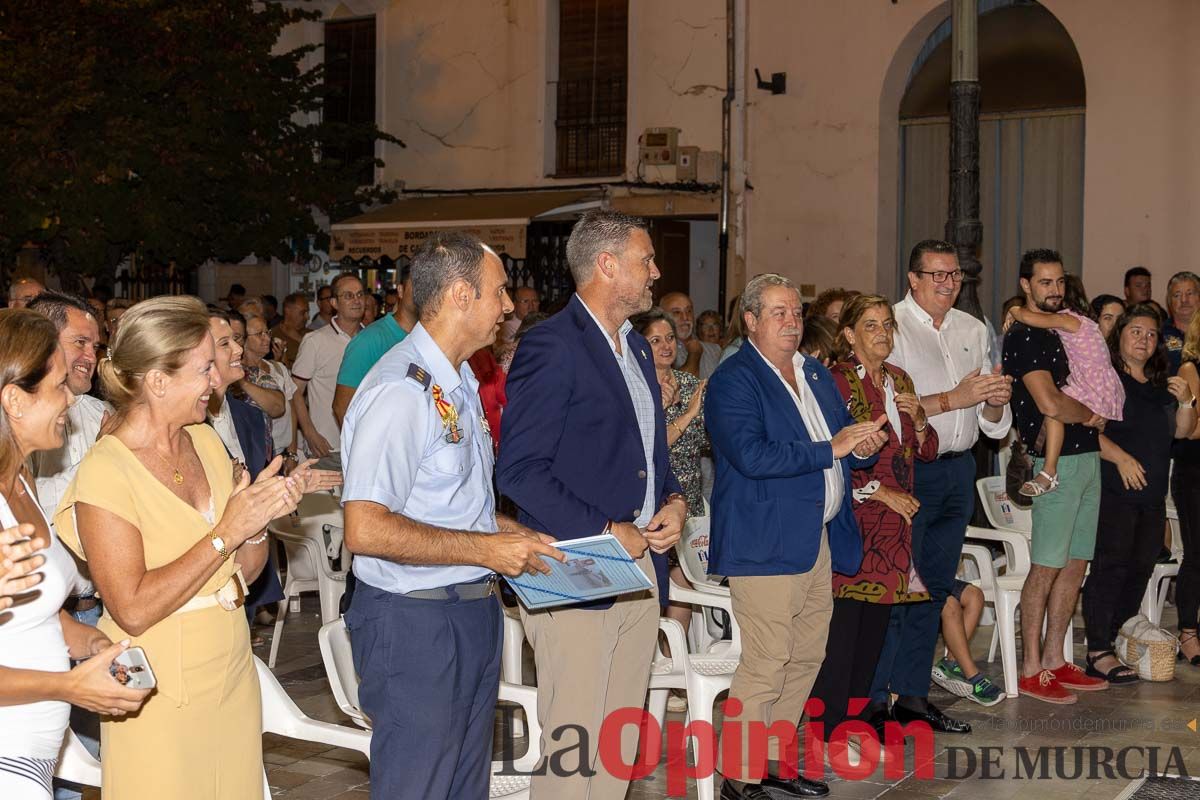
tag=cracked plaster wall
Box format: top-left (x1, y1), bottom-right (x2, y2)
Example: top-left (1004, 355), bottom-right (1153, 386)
top-left (744, 0), bottom-right (1200, 303)
top-left (309, 0), bottom-right (728, 190)
top-left (285, 0), bottom-right (1200, 302)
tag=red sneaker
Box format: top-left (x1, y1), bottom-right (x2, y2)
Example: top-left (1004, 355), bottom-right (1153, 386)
top-left (1051, 661), bottom-right (1108, 691)
top-left (1018, 670), bottom-right (1077, 704)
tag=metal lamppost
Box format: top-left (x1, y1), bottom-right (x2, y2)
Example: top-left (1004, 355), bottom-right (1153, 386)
top-left (946, 0), bottom-right (984, 323)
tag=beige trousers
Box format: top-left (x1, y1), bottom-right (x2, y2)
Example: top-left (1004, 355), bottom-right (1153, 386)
top-left (520, 552), bottom-right (659, 800)
top-left (717, 534), bottom-right (833, 784)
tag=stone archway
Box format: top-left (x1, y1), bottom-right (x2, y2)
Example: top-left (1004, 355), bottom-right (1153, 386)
top-left (879, 1), bottom-right (1086, 324)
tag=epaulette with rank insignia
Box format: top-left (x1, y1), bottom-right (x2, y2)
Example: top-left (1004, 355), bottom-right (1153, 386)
top-left (406, 363), bottom-right (431, 391)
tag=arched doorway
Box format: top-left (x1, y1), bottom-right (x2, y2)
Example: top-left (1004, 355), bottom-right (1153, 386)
top-left (897, 0), bottom-right (1085, 323)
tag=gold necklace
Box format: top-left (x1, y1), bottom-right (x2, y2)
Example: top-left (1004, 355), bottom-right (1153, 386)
top-left (149, 448), bottom-right (185, 485)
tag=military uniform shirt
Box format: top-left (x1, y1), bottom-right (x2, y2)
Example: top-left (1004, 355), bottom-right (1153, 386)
top-left (341, 322), bottom-right (496, 594)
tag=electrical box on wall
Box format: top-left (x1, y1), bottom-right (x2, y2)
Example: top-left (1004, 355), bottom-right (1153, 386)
top-left (639, 127), bottom-right (680, 165)
top-left (677, 146), bottom-right (699, 181)
top-left (697, 151), bottom-right (721, 184)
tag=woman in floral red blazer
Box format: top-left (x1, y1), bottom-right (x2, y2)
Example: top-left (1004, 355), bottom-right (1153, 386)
top-left (808, 294), bottom-right (938, 747)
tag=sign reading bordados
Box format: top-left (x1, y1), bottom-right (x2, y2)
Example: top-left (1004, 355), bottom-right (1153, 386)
top-left (330, 223), bottom-right (528, 261)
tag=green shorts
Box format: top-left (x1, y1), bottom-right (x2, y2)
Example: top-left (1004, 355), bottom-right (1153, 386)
top-left (1030, 452), bottom-right (1100, 568)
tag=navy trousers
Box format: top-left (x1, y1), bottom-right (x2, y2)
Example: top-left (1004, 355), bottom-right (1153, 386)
top-left (346, 581), bottom-right (502, 800)
top-left (869, 453), bottom-right (976, 702)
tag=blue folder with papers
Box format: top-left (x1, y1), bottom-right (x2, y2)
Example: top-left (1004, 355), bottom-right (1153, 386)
top-left (505, 533), bottom-right (654, 610)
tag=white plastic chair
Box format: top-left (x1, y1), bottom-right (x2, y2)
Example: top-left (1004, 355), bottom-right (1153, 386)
top-left (316, 617), bottom-right (541, 799)
top-left (267, 523), bottom-right (348, 667)
top-left (500, 604), bottom-right (526, 735)
top-left (52, 661), bottom-right (353, 799)
top-left (1141, 503), bottom-right (1184, 625)
top-left (318, 616), bottom-right (370, 729)
top-left (501, 604), bottom-right (525, 685)
top-left (960, 541), bottom-right (1025, 698)
top-left (54, 729), bottom-right (100, 787)
top-left (256, 655), bottom-right (371, 756)
top-left (672, 510), bottom-right (740, 655)
top-left (976, 476), bottom-right (1032, 534)
top-left (960, 527), bottom-right (1073, 698)
top-left (647, 617), bottom-right (738, 800)
top-left (286, 493), bottom-right (348, 578)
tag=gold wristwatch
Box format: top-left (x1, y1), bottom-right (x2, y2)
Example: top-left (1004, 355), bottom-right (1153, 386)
top-left (209, 530), bottom-right (230, 560)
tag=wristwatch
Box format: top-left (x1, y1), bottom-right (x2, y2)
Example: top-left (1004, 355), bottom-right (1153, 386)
top-left (1181, 396), bottom-right (1197, 409)
top-left (209, 531), bottom-right (230, 560)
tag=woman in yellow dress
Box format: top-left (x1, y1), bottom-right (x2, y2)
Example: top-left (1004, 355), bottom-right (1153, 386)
top-left (55, 296), bottom-right (304, 799)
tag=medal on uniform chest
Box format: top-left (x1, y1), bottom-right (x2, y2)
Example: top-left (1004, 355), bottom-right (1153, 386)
top-left (431, 384), bottom-right (463, 444)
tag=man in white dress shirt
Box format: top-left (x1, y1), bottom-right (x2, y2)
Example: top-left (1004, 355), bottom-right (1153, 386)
top-left (28, 291), bottom-right (109, 800)
top-left (292, 272), bottom-right (365, 470)
top-left (663, 291), bottom-right (722, 379)
top-left (867, 240), bottom-right (1012, 735)
top-left (29, 293), bottom-right (109, 603)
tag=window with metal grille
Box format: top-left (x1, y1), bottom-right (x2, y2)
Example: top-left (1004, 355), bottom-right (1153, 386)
top-left (554, 0), bottom-right (628, 177)
top-left (324, 16), bottom-right (377, 186)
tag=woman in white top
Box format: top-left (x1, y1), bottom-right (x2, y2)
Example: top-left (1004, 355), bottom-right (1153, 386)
top-left (241, 313), bottom-right (298, 457)
top-left (0, 309), bottom-right (150, 799)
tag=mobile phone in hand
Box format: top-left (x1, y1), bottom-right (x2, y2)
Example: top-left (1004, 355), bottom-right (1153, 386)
top-left (110, 646), bottom-right (156, 690)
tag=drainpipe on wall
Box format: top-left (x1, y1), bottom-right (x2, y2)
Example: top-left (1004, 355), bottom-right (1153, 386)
top-left (718, 0), bottom-right (735, 320)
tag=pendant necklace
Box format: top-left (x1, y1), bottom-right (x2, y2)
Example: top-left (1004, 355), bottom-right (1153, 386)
top-left (151, 448), bottom-right (185, 485)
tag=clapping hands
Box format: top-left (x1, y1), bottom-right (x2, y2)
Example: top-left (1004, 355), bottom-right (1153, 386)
top-left (0, 523), bottom-right (46, 612)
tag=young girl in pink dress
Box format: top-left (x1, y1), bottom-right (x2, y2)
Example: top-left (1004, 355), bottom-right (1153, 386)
top-left (1010, 276), bottom-right (1125, 496)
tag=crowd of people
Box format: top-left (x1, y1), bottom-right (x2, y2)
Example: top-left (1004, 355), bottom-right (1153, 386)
top-left (0, 213), bottom-right (1198, 800)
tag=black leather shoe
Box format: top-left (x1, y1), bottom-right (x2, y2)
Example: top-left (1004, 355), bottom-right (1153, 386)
top-left (720, 779), bottom-right (773, 799)
top-left (891, 700), bottom-right (972, 734)
top-left (762, 773), bottom-right (831, 797)
top-left (865, 705), bottom-right (893, 739)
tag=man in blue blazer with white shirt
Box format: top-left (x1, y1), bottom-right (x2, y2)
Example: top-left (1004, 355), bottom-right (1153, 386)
top-left (498, 210), bottom-right (687, 800)
top-left (706, 274), bottom-right (887, 800)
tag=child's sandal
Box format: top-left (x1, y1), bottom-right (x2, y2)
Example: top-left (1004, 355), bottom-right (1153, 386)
top-left (1020, 470), bottom-right (1059, 497)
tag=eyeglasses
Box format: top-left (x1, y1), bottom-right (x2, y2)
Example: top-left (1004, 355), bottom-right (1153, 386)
top-left (915, 269), bottom-right (964, 284)
top-left (336, 291), bottom-right (365, 301)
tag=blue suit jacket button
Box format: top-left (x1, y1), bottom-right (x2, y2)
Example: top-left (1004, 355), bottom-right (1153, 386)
top-left (637, 469), bottom-right (647, 479)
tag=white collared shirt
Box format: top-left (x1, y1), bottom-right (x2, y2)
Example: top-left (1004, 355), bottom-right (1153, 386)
top-left (749, 341), bottom-right (844, 524)
top-left (292, 316), bottom-right (361, 452)
top-left (208, 395), bottom-right (246, 465)
top-left (34, 394), bottom-right (109, 522)
top-left (887, 293), bottom-right (1011, 454)
top-left (33, 393), bottom-right (108, 599)
top-left (577, 296), bottom-right (657, 527)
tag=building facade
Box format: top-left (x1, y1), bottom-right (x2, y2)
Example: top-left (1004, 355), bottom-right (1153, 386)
top-left (270, 0), bottom-right (1200, 322)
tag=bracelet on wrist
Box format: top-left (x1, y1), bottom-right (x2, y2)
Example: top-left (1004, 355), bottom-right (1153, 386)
top-left (938, 392), bottom-right (952, 414)
top-left (208, 530), bottom-right (230, 561)
top-left (1180, 396), bottom-right (1196, 409)
top-left (663, 492), bottom-right (687, 514)
top-left (245, 529), bottom-right (269, 545)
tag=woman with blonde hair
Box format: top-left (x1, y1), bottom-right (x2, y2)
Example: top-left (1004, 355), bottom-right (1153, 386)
top-left (55, 296), bottom-right (304, 799)
top-left (0, 310), bottom-right (148, 799)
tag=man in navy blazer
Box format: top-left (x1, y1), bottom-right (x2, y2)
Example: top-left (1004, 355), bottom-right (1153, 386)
top-left (706, 274), bottom-right (887, 800)
top-left (498, 210), bottom-right (687, 800)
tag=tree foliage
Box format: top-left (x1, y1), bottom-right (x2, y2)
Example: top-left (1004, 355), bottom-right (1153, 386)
top-left (0, 0), bottom-right (399, 279)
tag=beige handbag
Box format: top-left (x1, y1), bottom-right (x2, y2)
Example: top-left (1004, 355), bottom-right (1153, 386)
top-left (1116, 614), bottom-right (1179, 682)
